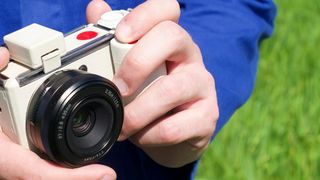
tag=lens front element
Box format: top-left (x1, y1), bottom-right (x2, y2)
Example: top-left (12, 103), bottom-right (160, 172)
top-left (26, 70), bottom-right (123, 167)
top-left (72, 106), bottom-right (95, 137)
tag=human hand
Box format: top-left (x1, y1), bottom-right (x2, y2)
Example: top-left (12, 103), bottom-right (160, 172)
top-left (0, 7), bottom-right (116, 180)
top-left (0, 130), bottom-right (116, 179)
top-left (87, 0), bottom-right (219, 168)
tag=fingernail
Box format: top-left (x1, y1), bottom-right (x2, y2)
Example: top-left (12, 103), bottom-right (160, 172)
top-left (117, 22), bottom-right (132, 41)
top-left (113, 78), bottom-right (128, 95)
top-left (100, 174), bottom-right (114, 180)
top-left (117, 133), bottom-right (127, 141)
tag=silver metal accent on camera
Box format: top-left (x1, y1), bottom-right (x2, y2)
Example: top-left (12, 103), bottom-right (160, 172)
top-left (16, 33), bottom-right (114, 87)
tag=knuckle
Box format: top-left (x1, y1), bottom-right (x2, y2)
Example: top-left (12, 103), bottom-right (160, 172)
top-left (158, 78), bottom-right (177, 97)
top-left (202, 69), bottom-right (215, 87)
top-left (176, 73), bottom-right (193, 99)
top-left (157, 77), bottom-right (181, 103)
top-left (204, 74), bottom-right (219, 121)
top-left (159, 21), bottom-right (187, 47)
top-left (159, 122), bottom-right (181, 144)
top-left (204, 106), bottom-right (219, 136)
top-left (173, 0), bottom-right (181, 19)
top-left (151, 0), bottom-right (180, 21)
top-left (124, 108), bottom-right (139, 134)
top-left (213, 103), bottom-right (220, 121)
top-left (195, 105), bottom-right (217, 140)
top-left (165, 0), bottom-right (181, 20)
top-left (198, 139), bottom-right (211, 151)
top-left (193, 43), bottom-right (202, 56)
top-left (187, 137), bottom-right (210, 152)
top-left (124, 53), bottom-right (145, 72)
top-left (202, 72), bottom-right (219, 115)
top-left (200, 70), bottom-right (218, 99)
top-left (158, 73), bottom-right (195, 104)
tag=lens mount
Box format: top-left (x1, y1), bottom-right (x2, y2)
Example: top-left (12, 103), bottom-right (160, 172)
top-left (26, 70), bottom-right (123, 167)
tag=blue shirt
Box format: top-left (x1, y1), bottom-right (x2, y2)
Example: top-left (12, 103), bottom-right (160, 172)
top-left (0, 0), bottom-right (276, 179)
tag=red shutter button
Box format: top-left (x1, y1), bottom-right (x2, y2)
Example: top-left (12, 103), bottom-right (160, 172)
top-left (77, 31), bottom-right (98, 40)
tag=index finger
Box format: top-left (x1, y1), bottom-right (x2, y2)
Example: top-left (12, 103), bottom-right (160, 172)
top-left (115, 0), bottom-right (180, 42)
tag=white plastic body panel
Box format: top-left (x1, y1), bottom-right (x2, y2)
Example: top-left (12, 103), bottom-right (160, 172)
top-left (0, 10), bottom-right (167, 151)
top-left (0, 25), bottom-right (113, 148)
top-left (4, 24), bottom-right (65, 69)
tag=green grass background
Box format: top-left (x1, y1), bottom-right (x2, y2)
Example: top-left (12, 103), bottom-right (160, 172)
top-left (196, 0), bottom-right (320, 179)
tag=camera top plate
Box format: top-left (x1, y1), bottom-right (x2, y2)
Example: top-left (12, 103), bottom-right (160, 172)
top-left (4, 24), bottom-right (66, 70)
top-left (0, 25), bottom-right (114, 88)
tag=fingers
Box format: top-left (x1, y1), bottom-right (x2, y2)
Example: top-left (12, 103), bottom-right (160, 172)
top-left (141, 141), bottom-right (208, 168)
top-left (43, 163), bottom-right (116, 180)
top-left (130, 100), bottom-right (216, 147)
top-left (116, 0), bottom-right (180, 42)
top-left (114, 21), bottom-right (198, 96)
top-left (129, 99), bottom-right (218, 168)
top-left (0, 47), bottom-right (10, 70)
top-left (0, 133), bottom-right (116, 180)
top-left (119, 69), bottom-right (211, 140)
top-left (86, 0), bottom-right (112, 24)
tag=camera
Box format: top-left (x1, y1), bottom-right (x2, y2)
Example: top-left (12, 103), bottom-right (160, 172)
top-left (0, 10), bottom-right (166, 167)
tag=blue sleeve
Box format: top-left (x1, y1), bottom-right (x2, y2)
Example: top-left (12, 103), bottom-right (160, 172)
top-left (178, 0), bottom-right (276, 136)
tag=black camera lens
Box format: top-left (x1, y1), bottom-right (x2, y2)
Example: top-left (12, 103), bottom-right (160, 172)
top-left (72, 106), bottom-right (95, 137)
top-left (26, 70), bottom-right (123, 167)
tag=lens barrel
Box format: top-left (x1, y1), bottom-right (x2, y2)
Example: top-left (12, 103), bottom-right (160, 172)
top-left (26, 70), bottom-right (123, 167)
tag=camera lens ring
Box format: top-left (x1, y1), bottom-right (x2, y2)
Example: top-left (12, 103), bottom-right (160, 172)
top-left (65, 96), bottom-right (115, 157)
top-left (26, 70), bottom-right (123, 167)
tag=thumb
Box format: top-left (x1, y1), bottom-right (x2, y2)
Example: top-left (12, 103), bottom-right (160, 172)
top-left (45, 163), bottom-right (117, 180)
top-left (0, 133), bottom-right (116, 180)
top-left (0, 47), bottom-right (9, 70)
top-left (86, 0), bottom-right (112, 24)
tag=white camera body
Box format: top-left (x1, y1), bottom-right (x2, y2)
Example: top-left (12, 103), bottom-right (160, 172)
top-left (0, 10), bottom-right (166, 166)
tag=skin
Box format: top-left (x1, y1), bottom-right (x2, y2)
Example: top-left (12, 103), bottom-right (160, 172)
top-left (0, 47), bottom-right (9, 70)
top-left (0, 1), bottom-right (116, 180)
top-left (0, 0), bottom-right (219, 178)
top-left (92, 0), bottom-right (219, 168)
